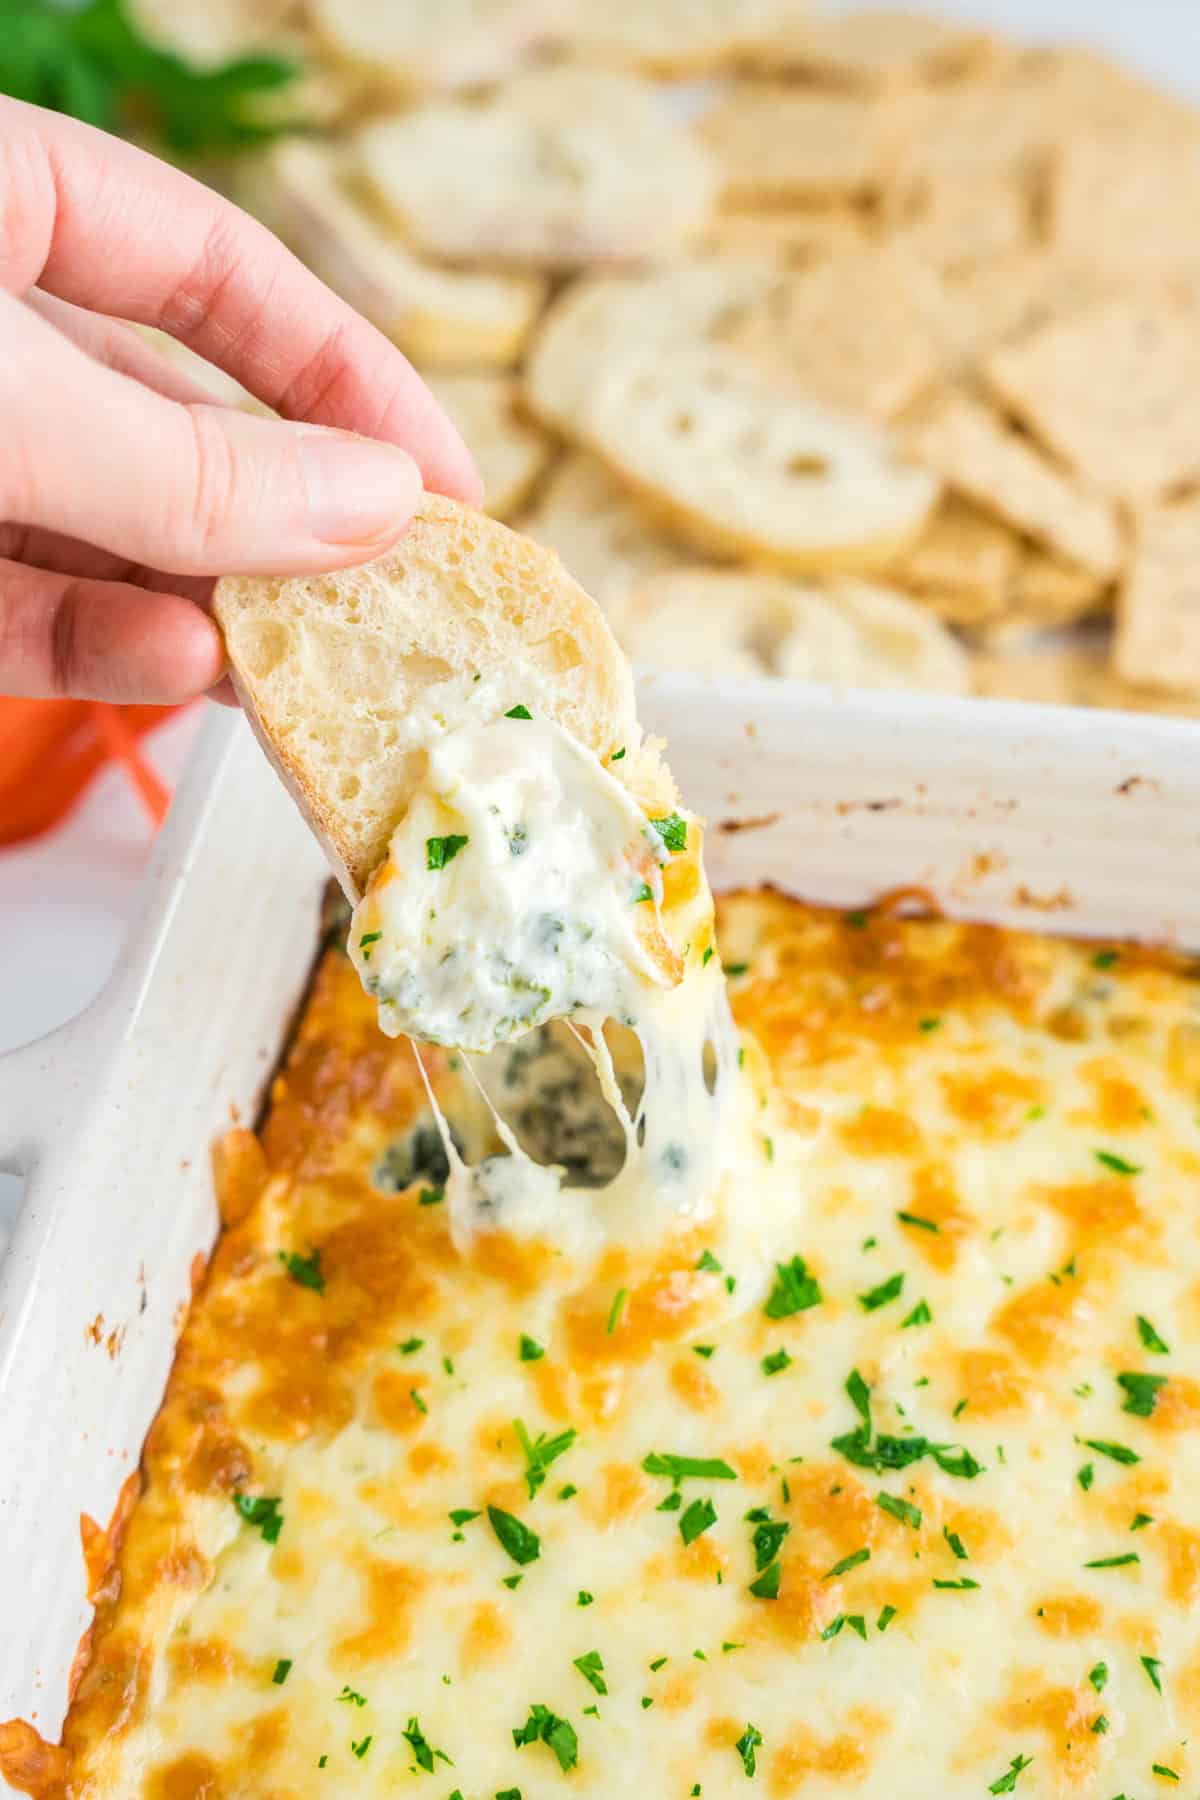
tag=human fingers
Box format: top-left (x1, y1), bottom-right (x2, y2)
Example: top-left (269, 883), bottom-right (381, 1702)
top-left (0, 97), bottom-right (481, 504)
top-left (24, 291), bottom-right (226, 407)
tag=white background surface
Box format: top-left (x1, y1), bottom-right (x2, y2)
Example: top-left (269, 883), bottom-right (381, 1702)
top-left (2, 0), bottom-right (1200, 1233)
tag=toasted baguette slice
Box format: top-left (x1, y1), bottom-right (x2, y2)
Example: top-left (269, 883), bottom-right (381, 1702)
top-left (355, 72), bottom-right (715, 270)
top-left (309, 0), bottom-right (554, 94)
top-left (583, 345), bottom-right (940, 573)
top-left (237, 139), bottom-right (545, 370)
top-left (214, 496), bottom-right (675, 901)
top-left (517, 453), bottom-right (692, 616)
top-left (426, 375), bottom-right (554, 520)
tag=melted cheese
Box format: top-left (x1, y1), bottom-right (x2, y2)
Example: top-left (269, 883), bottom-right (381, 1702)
top-left (14, 897), bottom-right (1200, 1800)
top-left (349, 716), bottom-right (742, 1254)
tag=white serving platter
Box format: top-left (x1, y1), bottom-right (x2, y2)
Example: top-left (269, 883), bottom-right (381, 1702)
top-left (1, 681), bottom-right (1199, 1764)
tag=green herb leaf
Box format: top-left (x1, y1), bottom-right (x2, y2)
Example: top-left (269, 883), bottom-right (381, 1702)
top-left (505, 704), bottom-right (533, 720)
top-left (577, 1590), bottom-right (594, 1607)
top-left (901, 1299), bottom-right (932, 1328)
top-left (1131, 1511), bottom-right (1154, 1531)
top-left (449, 1508), bottom-right (480, 1527)
top-left (876, 1604), bottom-right (897, 1632)
top-left (233, 1493), bottom-right (283, 1544)
top-left (513, 1420), bottom-right (577, 1499)
top-left (752, 1520), bottom-right (790, 1572)
top-left (607, 1288), bottom-right (629, 1334)
top-left (1095, 1149), bottom-right (1142, 1176)
top-left (1152, 1764), bottom-right (1179, 1781)
top-left (1088, 1661), bottom-right (1108, 1692)
top-left (650, 813), bottom-right (688, 853)
top-left (897, 1211), bottom-right (940, 1233)
top-left (748, 1562), bottom-right (781, 1600)
top-left (418, 1186), bottom-right (444, 1207)
top-left (643, 1452), bottom-right (738, 1485)
top-left (1137, 1314), bottom-right (1170, 1354)
top-left (876, 1493), bottom-right (921, 1530)
top-left (694, 1344), bottom-right (717, 1359)
top-left (1077, 1463), bottom-right (1094, 1491)
top-left (679, 1496), bottom-right (718, 1546)
top-left (1117, 1371), bottom-right (1167, 1417)
top-left (696, 1250), bottom-right (723, 1274)
top-left (859, 1272), bottom-right (904, 1312)
top-left (279, 1249), bottom-right (324, 1293)
top-left (426, 834), bottom-right (468, 871)
top-left (1141, 1653), bottom-right (1163, 1694)
top-left (734, 1724), bottom-right (762, 1778)
top-left (761, 1348), bottom-right (792, 1377)
top-left (401, 1716), bottom-right (450, 1774)
top-left (573, 1651), bottom-right (607, 1696)
top-left (338, 1686), bottom-right (367, 1707)
top-left (943, 1527), bottom-right (968, 1560)
top-left (351, 1735), bottom-right (372, 1760)
top-left (272, 1658), bottom-right (292, 1685)
top-left (519, 1334), bottom-right (545, 1362)
top-left (822, 1613), bottom-right (867, 1641)
top-left (1081, 1438), bottom-right (1140, 1465)
top-left (610, 746), bottom-right (626, 762)
top-left (1092, 949), bottom-right (1120, 969)
top-left (932, 1577), bottom-right (980, 1590)
top-left (763, 1255), bottom-right (822, 1319)
top-left (487, 1505), bottom-right (541, 1566)
top-left (512, 1704), bottom-right (578, 1772)
top-left (1083, 1553), bottom-right (1140, 1569)
top-left (824, 1546), bottom-right (870, 1580)
top-left (632, 882), bottom-right (654, 905)
top-left (988, 1754), bottom-right (1033, 1794)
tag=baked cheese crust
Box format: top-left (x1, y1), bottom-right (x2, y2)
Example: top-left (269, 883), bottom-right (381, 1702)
top-left (14, 893), bottom-right (1200, 1799)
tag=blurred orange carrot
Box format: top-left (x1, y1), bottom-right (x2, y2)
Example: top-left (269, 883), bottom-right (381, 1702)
top-left (0, 698), bottom-right (181, 847)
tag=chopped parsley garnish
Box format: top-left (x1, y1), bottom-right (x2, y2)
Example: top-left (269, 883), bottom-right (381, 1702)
top-left (1090, 1714), bottom-right (1108, 1734)
top-left (876, 1493), bottom-right (921, 1530)
top-left (1095, 1149), bottom-right (1142, 1176)
top-left (351, 1736), bottom-right (372, 1760)
top-left (338, 1686), bottom-right (367, 1707)
top-left (410, 1387), bottom-right (428, 1415)
top-left (649, 1656), bottom-right (668, 1672)
top-left (944, 1527), bottom-right (968, 1559)
top-left (1092, 949), bottom-right (1120, 969)
top-left (702, 946), bottom-right (715, 966)
top-left (1131, 1511), bottom-right (1154, 1531)
top-left (901, 1300), bottom-right (932, 1328)
top-left (657, 1491), bottom-right (683, 1512)
top-left (487, 1505), bottom-right (541, 1566)
top-left (1082, 1437), bottom-right (1140, 1465)
top-left (859, 1272), bottom-right (904, 1312)
top-left (401, 1717), bottom-right (450, 1773)
top-left (518, 1334), bottom-right (545, 1362)
top-left (697, 1250), bottom-right (723, 1274)
top-left (607, 1288), bottom-right (629, 1334)
top-left (918, 1017), bottom-right (941, 1032)
top-left (272, 1658), bottom-right (292, 1685)
top-left (723, 961), bottom-right (750, 977)
top-left (502, 1575), bottom-right (523, 1590)
top-left (1141, 1654), bottom-right (1163, 1694)
top-left (932, 1577), bottom-right (979, 1591)
top-left (233, 1493), bottom-right (284, 1544)
top-left (679, 1496), bottom-right (718, 1546)
top-left (1088, 1662), bottom-right (1108, 1692)
top-left (573, 1651), bottom-right (607, 1695)
top-left (1153, 1765), bottom-right (1179, 1781)
top-left (694, 1344), bottom-right (717, 1359)
top-left (1137, 1314), bottom-right (1170, 1354)
top-left (358, 931), bottom-right (381, 960)
top-left (418, 1186), bottom-right (444, 1206)
top-left (988, 1754), bottom-right (1032, 1794)
top-left (426, 833), bottom-right (468, 871)
top-left (761, 1348), bottom-right (792, 1377)
top-left (752, 1520), bottom-right (790, 1571)
top-left (558, 1484), bottom-right (577, 1501)
top-left (831, 1369), bottom-right (983, 1479)
top-left (449, 1508), bottom-right (480, 1527)
top-left (643, 1452), bottom-right (738, 1485)
top-left (735, 1724), bottom-right (762, 1778)
top-left (278, 1248), bottom-right (324, 1293)
top-left (824, 1546), bottom-right (870, 1580)
top-left (512, 1704), bottom-right (578, 1772)
top-left (1117, 1371), bottom-right (1167, 1417)
top-left (1078, 1463), bottom-right (1094, 1491)
top-left (650, 812), bottom-right (688, 853)
top-left (505, 704), bottom-right (533, 720)
top-left (822, 1614), bottom-right (867, 1641)
top-left (748, 1562), bottom-right (781, 1600)
top-left (611, 746), bottom-right (626, 761)
top-left (577, 1591), bottom-right (594, 1607)
top-left (763, 1254), bottom-right (822, 1318)
top-left (398, 1336), bottom-right (424, 1355)
top-left (632, 882), bottom-right (654, 905)
top-left (896, 1211), bottom-right (939, 1233)
top-left (513, 1420), bottom-right (577, 1498)
top-left (877, 1604), bottom-right (897, 1632)
top-left (1083, 1553), bottom-right (1140, 1569)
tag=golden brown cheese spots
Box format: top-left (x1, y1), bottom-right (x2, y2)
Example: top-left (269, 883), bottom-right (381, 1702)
top-left (1149, 1374), bottom-right (1200, 1432)
top-left (902, 1163), bottom-right (973, 1270)
top-left (838, 1107), bottom-right (923, 1159)
top-left (530, 1357), bottom-right (572, 1421)
top-left (992, 1274), bottom-right (1091, 1366)
top-left (408, 1440), bottom-right (455, 1478)
top-left (210, 1129), bottom-right (267, 1228)
top-left (0, 1720), bottom-right (70, 1800)
top-left (154, 1545), bottom-right (211, 1591)
top-left (670, 1354), bottom-right (720, 1412)
top-left (371, 1367), bottom-right (432, 1434)
top-left (166, 1639), bottom-right (241, 1685)
top-left (461, 1601), bottom-right (511, 1669)
top-left (560, 1248), bottom-right (718, 1375)
top-left (1033, 1594), bottom-right (1105, 1637)
top-left (580, 1461), bottom-right (654, 1528)
top-left (1072, 1057), bottom-right (1150, 1132)
top-left (659, 1669), bottom-right (701, 1712)
top-left (1042, 1175), bottom-right (1154, 1255)
top-left (995, 1674), bottom-right (1102, 1787)
top-left (953, 1348), bottom-right (1028, 1418)
top-left (768, 1709), bottom-right (888, 1795)
top-left (1167, 1020), bottom-right (1200, 1095)
top-left (333, 1556), bottom-right (427, 1668)
top-left (231, 1704), bottom-right (289, 1765)
top-left (941, 1067), bottom-right (1045, 1139)
top-left (147, 1750), bottom-right (225, 1800)
top-left (1159, 1522), bottom-right (1200, 1605)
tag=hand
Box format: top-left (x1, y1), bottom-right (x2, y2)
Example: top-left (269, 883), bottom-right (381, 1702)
top-left (0, 97), bottom-right (481, 704)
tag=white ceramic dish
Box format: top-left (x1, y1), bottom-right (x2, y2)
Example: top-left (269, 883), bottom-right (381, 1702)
top-left (2, 682), bottom-right (1199, 1766)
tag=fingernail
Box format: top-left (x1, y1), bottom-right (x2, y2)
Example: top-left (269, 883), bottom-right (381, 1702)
top-left (299, 432), bottom-right (422, 545)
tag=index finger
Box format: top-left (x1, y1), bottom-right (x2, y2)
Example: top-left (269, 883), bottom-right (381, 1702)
top-left (0, 97), bottom-right (481, 504)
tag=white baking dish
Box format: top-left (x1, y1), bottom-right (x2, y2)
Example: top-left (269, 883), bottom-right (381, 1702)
top-left (2, 682), bottom-right (1199, 1764)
